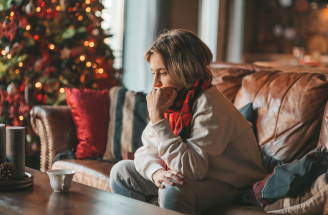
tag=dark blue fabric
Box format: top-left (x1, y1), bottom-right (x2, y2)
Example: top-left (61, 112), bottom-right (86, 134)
top-left (132, 92), bottom-right (148, 152)
top-left (238, 102), bottom-right (256, 134)
top-left (260, 147), bottom-right (328, 199)
top-left (113, 87), bottom-right (128, 161)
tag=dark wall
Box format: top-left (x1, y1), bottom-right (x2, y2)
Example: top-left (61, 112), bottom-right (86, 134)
top-left (158, 0), bottom-right (199, 34)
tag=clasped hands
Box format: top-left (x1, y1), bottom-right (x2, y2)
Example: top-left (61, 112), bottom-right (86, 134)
top-left (152, 169), bottom-right (186, 189)
top-left (146, 87), bottom-right (177, 124)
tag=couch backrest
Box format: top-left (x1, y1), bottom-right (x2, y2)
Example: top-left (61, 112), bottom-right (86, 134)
top-left (211, 62), bottom-right (328, 167)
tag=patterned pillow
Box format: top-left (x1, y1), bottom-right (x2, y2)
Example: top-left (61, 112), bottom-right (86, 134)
top-left (102, 87), bottom-right (148, 161)
top-left (264, 173), bottom-right (328, 214)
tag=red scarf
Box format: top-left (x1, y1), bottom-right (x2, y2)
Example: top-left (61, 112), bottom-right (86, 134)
top-left (163, 79), bottom-right (212, 170)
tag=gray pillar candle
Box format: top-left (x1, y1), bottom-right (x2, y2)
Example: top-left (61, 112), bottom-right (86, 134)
top-left (0, 124), bottom-right (5, 164)
top-left (6, 127), bottom-right (25, 179)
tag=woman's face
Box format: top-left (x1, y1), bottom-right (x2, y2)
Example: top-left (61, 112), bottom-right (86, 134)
top-left (149, 52), bottom-right (183, 92)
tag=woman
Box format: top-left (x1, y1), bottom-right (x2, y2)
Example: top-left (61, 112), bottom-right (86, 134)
top-left (109, 29), bottom-right (266, 215)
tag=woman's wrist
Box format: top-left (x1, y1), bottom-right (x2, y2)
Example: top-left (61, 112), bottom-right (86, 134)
top-left (150, 114), bottom-right (164, 124)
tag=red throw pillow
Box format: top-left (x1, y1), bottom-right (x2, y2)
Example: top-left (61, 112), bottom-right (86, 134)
top-left (65, 88), bottom-right (109, 159)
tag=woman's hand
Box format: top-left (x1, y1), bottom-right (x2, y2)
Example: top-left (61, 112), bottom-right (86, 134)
top-left (147, 87), bottom-right (177, 124)
top-left (152, 169), bottom-right (186, 189)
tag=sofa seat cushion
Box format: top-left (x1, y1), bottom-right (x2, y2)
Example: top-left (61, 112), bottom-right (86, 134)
top-left (205, 204), bottom-right (267, 215)
top-left (52, 159), bottom-right (114, 192)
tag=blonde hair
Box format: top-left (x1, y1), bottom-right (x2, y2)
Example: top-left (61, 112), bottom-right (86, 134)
top-left (144, 29), bottom-right (213, 89)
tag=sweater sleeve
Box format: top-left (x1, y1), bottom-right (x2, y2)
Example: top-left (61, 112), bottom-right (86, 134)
top-left (151, 95), bottom-right (234, 181)
top-left (134, 123), bottom-right (165, 181)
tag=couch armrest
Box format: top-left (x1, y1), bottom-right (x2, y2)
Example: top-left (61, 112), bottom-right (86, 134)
top-left (30, 105), bottom-right (78, 172)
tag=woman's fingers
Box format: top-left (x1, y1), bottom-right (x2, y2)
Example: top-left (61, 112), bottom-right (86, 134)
top-left (164, 170), bottom-right (185, 185)
top-left (155, 181), bottom-right (165, 189)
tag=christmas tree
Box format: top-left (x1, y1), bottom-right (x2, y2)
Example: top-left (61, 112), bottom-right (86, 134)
top-left (0, 0), bottom-right (121, 165)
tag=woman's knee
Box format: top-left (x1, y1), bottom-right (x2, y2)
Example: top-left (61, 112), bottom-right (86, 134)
top-left (158, 183), bottom-right (197, 214)
top-left (158, 183), bottom-right (185, 207)
top-left (109, 160), bottom-right (135, 184)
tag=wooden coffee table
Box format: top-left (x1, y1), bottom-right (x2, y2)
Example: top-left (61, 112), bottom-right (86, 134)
top-left (0, 167), bottom-right (185, 215)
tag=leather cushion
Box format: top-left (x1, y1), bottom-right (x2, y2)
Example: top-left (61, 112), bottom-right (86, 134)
top-left (65, 88), bottom-right (110, 159)
top-left (233, 70), bottom-right (328, 163)
top-left (211, 66), bottom-right (255, 103)
top-left (319, 102), bottom-right (328, 150)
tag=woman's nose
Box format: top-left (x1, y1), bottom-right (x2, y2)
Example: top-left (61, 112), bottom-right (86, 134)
top-left (153, 76), bottom-right (162, 87)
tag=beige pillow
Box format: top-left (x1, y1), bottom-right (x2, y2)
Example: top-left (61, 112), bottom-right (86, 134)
top-left (264, 173), bottom-right (328, 214)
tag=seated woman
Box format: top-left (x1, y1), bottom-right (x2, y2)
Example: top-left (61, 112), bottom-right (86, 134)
top-left (109, 29), bottom-right (267, 215)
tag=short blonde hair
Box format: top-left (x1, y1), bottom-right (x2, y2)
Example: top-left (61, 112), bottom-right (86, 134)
top-left (144, 29), bottom-right (213, 89)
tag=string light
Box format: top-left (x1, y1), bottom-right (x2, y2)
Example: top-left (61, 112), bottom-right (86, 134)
top-left (10, 12), bottom-right (14, 17)
top-left (15, 69), bottom-right (19, 74)
top-left (86, 7), bottom-right (91, 12)
top-left (92, 63), bottom-right (97, 68)
top-left (36, 7), bottom-right (41, 12)
top-left (89, 42), bottom-right (95, 47)
top-left (34, 35), bottom-right (39, 40)
top-left (78, 15), bottom-right (83, 21)
top-left (84, 41), bottom-right (89, 46)
top-left (85, 0), bottom-right (91, 4)
top-left (49, 43), bottom-right (55, 50)
top-left (104, 38), bottom-right (109, 43)
top-left (86, 61), bottom-right (92, 67)
top-left (26, 25), bottom-right (31, 30)
top-left (18, 62), bottom-right (23, 67)
top-left (80, 55), bottom-right (86, 61)
top-left (7, 54), bottom-right (12, 59)
top-left (19, 116), bottom-right (24, 121)
top-left (56, 6), bottom-right (61, 11)
top-left (35, 82), bottom-right (42, 89)
top-left (47, 8), bottom-right (52, 13)
top-left (59, 88), bottom-right (65, 93)
top-left (98, 68), bottom-right (104, 74)
top-left (1, 50), bottom-right (6, 55)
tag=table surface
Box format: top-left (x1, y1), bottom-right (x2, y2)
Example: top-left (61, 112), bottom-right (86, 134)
top-left (0, 168), bottom-right (185, 215)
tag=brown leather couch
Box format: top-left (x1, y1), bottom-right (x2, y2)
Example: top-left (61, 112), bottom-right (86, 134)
top-left (30, 62), bottom-right (328, 214)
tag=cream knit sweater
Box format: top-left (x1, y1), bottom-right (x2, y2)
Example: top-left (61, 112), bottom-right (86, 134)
top-left (134, 87), bottom-right (267, 188)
